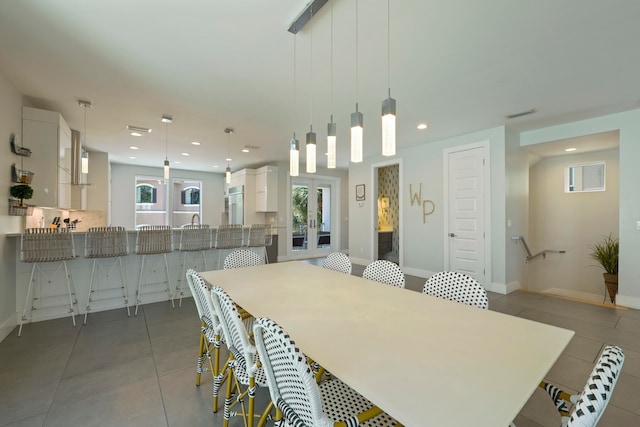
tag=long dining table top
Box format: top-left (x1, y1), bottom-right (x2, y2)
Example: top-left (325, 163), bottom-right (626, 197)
top-left (200, 261), bottom-right (574, 427)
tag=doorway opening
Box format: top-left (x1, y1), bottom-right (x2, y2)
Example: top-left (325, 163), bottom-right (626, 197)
top-left (372, 160), bottom-right (402, 267)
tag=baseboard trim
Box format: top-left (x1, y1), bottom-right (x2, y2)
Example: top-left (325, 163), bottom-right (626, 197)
top-left (0, 313), bottom-right (17, 343)
top-left (487, 280), bottom-right (521, 295)
top-left (615, 294), bottom-right (640, 310)
top-left (402, 267), bottom-right (435, 279)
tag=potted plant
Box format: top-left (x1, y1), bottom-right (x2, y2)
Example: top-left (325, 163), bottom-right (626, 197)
top-left (10, 183), bottom-right (33, 208)
top-left (590, 233), bottom-right (619, 303)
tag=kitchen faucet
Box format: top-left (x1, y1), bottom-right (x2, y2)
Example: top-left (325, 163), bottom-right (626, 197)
top-left (191, 213), bottom-right (200, 225)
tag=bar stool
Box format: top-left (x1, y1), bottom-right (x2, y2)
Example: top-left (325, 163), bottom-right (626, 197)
top-left (176, 224), bottom-right (211, 306)
top-left (246, 224), bottom-right (272, 263)
top-left (18, 228), bottom-right (78, 336)
top-left (84, 226), bottom-right (131, 324)
top-left (213, 224), bottom-right (244, 269)
top-left (134, 225), bottom-right (174, 315)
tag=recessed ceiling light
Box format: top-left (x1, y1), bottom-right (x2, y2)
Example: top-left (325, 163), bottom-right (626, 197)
top-left (161, 115), bottom-right (173, 123)
top-left (191, 141), bottom-right (201, 146)
top-left (129, 146), bottom-right (139, 150)
top-left (417, 123), bottom-right (428, 130)
top-left (225, 157), bottom-right (232, 162)
top-left (565, 148), bottom-right (577, 152)
top-left (213, 165), bottom-right (219, 168)
top-left (174, 161), bottom-right (181, 164)
top-left (181, 152), bottom-right (189, 156)
top-left (129, 156), bottom-right (136, 159)
top-left (242, 148), bottom-right (250, 153)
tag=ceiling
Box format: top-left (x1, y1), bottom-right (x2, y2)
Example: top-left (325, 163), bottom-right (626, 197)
top-left (0, 0), bottom-right (638, 174)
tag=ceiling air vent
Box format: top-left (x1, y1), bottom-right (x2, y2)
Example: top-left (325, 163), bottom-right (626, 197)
top-left (505, 108), bottom-right (537, 119)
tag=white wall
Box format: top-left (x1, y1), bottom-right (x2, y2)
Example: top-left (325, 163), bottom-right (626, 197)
top-left (0, 70), bottom-right (26, 340)
top-left (528, 148), bottom-right (619, 299)
top-left (110, 163), bottom-right (224, 229)
top-left (505, 127), bottom-right (529, 290)
top-left (522, 109), bottom-right (640, 308)
top-left (349, 126), bottom-right (508, 289)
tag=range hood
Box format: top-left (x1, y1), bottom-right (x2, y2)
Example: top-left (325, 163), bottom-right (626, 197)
top-left (70, 129), bottom-right (88, 186)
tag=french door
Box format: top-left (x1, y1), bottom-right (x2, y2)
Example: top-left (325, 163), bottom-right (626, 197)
top-left (289, 177), bottom-right (336, 258)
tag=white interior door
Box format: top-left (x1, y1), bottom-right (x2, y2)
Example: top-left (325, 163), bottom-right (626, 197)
top-left (289, 177), bottom-right (336, 259)
top-left (445, 144), bottom-right (487, 284)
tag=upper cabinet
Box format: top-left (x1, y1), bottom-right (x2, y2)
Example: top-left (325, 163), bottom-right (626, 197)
top-left (22, 107), bottom-right (72, 209)
top-left (255, 165), bottom-right (278, 212)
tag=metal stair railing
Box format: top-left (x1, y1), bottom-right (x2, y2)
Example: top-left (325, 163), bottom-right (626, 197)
top-left (511, 236), bottom-right (566, 262)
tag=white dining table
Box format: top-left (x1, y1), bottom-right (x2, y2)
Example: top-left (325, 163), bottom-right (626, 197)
top-left (200, 261), bottom-right (574, 427)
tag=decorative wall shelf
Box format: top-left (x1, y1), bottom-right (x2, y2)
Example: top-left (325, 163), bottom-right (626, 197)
top-left (11, 164), bottom-right (34, 184)
top-left (8, 199), bottom-right (34, 216)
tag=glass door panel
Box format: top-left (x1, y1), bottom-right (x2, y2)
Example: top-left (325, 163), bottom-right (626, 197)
top-left (290, 178), bottom-right (334, 258)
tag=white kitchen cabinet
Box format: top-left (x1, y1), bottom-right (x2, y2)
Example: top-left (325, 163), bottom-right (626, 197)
top-left (255, 165), bottom-right (278, 212)
top-left (22, 107), bottom-right (72, 209)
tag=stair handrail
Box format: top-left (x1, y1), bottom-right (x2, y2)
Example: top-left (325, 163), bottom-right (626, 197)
top-left (511, 236), bottom-right (566, 262)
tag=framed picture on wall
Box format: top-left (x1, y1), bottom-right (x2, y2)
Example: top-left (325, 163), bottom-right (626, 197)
top-left (355, 184), bottom-right (365, 201)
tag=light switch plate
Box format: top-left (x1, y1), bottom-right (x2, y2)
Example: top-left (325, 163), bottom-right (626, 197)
top-left (637, 220), bottom-right (640, 230)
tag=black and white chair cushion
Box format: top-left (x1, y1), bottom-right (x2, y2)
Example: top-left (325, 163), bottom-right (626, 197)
top-left (322, 252), bottom-right (352, 275)
top-left (223, 248), bottom-right (266, 270)
top-left (362, 260), bottom-right (405, 288)
top-left (422, 271), bottom-right (488, 309)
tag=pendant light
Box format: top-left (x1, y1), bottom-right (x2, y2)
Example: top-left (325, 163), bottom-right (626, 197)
top-left (290, 133), bottom-right (300, 177)
top-left (306, 28), bottom-right (316, 174)
top-left (224, 127), bottom-right (233, 184)
top-left (381, 0), bottom-right (396, 156)
top-left (161, 115), bottom-right (172, 180)
top-left (350, 0), bottom-right (363, 163)
top-left (79, 100), bottom-right (92, 174)
top-left (289, 35), bottom-right (300, 177)
top-left (326, 0), bottom-right (336, 169)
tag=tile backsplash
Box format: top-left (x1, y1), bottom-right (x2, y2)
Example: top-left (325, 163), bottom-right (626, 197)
top-left (26, 208), bottom-right (107, 232)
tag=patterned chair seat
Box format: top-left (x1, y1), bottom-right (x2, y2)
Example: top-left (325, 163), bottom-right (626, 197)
top-left (422, 271), bottom-right (488, 309)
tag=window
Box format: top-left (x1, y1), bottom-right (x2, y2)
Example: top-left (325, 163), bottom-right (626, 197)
top-left (135, 177), bottom-right (168, 227)
top-left (136, 184), bottom-right (157, 204)
top-left (565, 161), bottom-right (605, 193)
top-left (181, 186), bottom-right (200, 205)
top-left (172, 179), bottom-right (202, 227)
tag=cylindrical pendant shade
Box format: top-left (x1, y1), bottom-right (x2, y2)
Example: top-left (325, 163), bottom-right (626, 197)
top-left (289, 136), bottom-right (300, 177)
top-left (381, 96), bottom-right (396, 156)
top-left (350, 108), bottom-right (363, 163)
top-left (163, 159), bottom-right (170, 179)
top-left (306, 129), bottom-right (316, 173)
top-left (327, 121), bottom-right (336, 169)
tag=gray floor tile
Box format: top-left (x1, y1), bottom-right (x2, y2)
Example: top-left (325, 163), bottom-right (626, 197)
top-left (1, 261), bottom-right (639, 427)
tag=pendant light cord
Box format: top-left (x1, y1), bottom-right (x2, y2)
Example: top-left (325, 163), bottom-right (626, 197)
top-left (330, 0), bottom-right (333, 113)
top-left (355, 0), bottom-right (359, 103)
top-left (165, 122), bottom-right (168, 161)
top-left (310, 27), bottom-right (313, 126)
top-left (387, 0), bottom-right (391, 92)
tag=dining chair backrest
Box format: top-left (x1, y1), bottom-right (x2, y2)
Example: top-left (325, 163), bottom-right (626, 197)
top-left (179, 224), bottom-right (211, 251)
top-left (214, 224), bottom-right (244, 249)
top-left (422, 271), bottom-right (488, 309)
top-left (187, 270), bottom-right (220, 342)
top-left (247, 223), bottom-right (272, 247)
top-left (135, 225), bottom-right (172, 254)
top-left (223, 248), bottom-right (266, 270)
top-left (21, 228), bottom-right (75, 263)
top-left (362, 259), bottom-right (405, 288)
top-left (210, 285), bottom-right (255, 369)
top-left (567, 345), bottom-right (624, 427)
top-left (253, 316), bottom-right (327, 427)
top-left (322, 252), bottom-right (352, 275)
top-left (85, 226), bottom-right (129, 258)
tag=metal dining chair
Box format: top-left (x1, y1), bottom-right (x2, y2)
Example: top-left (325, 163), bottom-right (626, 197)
top-left (176, 224), bottom-right (212, 306)
top-left (245, 223), bottom-right (272, 263)
top-left (223, 248), bottom-right (265, 270)
top-left (213, 224), bottom-right (245, 269)
top-left (322, 252), bottom-right (352, 275)
top-left (253, 316), bottom-right (400, 427)
top-left (362, 259), bottom-right (405, 288)
top-left (422, 271), bottom-right (488, 309)
top-left (510, 345), bottom-right (624, 427)
top-left (210, 286), bottom-right (273, 427)
top-left (185, 269), bottom-right (227, 413)
top-left (134, 225), bottom-right (174, 315)
top-left (18, 228), bottom-right (78, 336)
top-left (84, 226), bottom-right (130, 323)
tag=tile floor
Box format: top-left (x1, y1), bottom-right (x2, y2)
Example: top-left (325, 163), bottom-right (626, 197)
top-left (1, 260), bottom-right (639, 426)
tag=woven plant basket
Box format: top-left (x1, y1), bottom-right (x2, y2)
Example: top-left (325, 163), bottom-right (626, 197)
top-left (603, 273), bottom-right (618, 304)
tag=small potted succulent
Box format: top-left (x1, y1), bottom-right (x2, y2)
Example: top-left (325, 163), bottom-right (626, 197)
top-left (590, 233), bottom-right (619, 303)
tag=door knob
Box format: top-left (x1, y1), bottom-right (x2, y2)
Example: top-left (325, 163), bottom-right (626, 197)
top-left (449, 232), bottom-right (456, 237)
